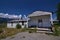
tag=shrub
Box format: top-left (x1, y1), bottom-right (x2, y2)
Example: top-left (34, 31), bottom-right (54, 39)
top-left (16, 24), bottom-right (21, 29)
top-left (53, 24), bottom-right (60, 36)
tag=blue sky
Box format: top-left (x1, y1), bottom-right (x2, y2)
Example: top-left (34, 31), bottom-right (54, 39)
top-left (0, 0), bottom-right (60, 19)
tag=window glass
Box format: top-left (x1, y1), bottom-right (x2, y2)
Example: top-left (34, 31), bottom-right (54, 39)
top-left (38, 19), bottom-right (42, 23)
top-left (22, 21), bottom-right (24, 25)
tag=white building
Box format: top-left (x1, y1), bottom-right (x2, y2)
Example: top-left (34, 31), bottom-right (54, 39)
top-left (7, 11), bottom-right (53, 28)
top-left (7, 19), bottom-right (28, 28)
top-left (28, 11), bottom-right (53, 28)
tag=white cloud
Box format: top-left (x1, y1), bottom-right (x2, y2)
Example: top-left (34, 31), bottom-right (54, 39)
top-left (19, 14), bottom-right (22, 18)
top-left (5, 13), bottom-right (8, 16)
top-left (12, 15), bottom-right (18, 18)
top-left (0, 13), bottom-right (28, 20)
top-left (0, 13), bottom-right (6, 18)
top-left (7, 15), bottom-right (18, 19)
top-left (24, 15), bottom-right (27, 18)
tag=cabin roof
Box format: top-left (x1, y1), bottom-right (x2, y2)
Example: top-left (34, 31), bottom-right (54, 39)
top-left (28, 11), bottom-right (52, 17)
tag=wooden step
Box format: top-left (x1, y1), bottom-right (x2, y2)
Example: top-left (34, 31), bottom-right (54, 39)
top-left (37, 31), bottom-right (53, 33)
top-left (36, 28), bottom-right (52, 33)
top-left (37, 28), bottom-right (50, 30)
top-left (30, 28), bottom-right (51, 30)
top-left (30, 28), bottom-right (52, 33)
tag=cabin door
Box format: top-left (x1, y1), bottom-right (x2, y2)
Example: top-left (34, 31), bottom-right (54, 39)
top-left (38, 19), bottom-right (42, 28)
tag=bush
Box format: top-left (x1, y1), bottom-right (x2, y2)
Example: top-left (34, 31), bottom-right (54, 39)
top-left (53, 24), bottom-right (60, 36)
top-left (16, 24), bottom-right (21, 29)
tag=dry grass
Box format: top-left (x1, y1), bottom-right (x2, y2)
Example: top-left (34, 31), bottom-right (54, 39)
top-left (0, 28), bottom-right (22, 39)
top-left (0, 28), bottom-right (37, 39)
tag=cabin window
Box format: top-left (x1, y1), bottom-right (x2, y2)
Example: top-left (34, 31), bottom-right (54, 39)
top-left (38, 19), bottom-right (42, 23)
top-left (11, 22), bottom-right (13, 26)
top-left (22, 21), bottom-right (24, 25)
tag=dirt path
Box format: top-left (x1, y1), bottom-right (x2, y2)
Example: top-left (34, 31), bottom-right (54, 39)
top-left (1, 32), bottom-right (60, 40)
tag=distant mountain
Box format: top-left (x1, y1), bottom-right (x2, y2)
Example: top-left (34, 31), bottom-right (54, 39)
top-left (0, 18), bottom-right (14, 23)
top-left (0, 13), bottom-right (28, 23)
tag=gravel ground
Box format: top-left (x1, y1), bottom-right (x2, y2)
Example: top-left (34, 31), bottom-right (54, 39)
top-left (1, 32), bottom-right (60, 40)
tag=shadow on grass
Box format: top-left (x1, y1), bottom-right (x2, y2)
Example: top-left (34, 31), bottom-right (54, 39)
top-left (45, 33), bottom-right (54, 35)
top-left (45, 32), bottom-right (60, 36)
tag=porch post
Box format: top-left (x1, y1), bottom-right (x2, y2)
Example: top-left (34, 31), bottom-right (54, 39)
top-left (26, 19), bottom-right (28, 28)
top-left (50, 13), bottom-right (53, 25)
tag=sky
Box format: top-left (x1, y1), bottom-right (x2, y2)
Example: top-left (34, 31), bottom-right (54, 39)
top-left (0, 0), bottom-right (60, 19)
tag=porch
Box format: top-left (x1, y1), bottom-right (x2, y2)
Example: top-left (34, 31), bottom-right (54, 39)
top-left (29, 27), bottom-right (53, 33)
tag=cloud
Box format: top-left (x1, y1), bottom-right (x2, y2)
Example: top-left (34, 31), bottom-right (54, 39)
top-left (0, 13), bottom-right (19, 18)
top-left (0, 13), bottom-right (29, 20)
top-left (5, 13), bottom-right (8, 16)
top-left (0, 13), bottom-right (7, 18)
top-left (19, 14), bottom-right (22, 18)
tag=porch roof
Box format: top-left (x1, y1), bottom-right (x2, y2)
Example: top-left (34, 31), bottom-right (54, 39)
top-left (7, 19), bottom-right (27, 23)
top-left (28, 11), bottom-right (52, 17)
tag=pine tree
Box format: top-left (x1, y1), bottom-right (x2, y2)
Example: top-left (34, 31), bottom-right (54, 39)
top-left (56, 3), bottom-right (60, 23)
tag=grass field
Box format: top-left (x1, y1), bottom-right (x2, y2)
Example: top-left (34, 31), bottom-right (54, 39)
top-left (0, 28), bottom-right (37, 39)
top-left (0, 28), bottom-right (23, 39)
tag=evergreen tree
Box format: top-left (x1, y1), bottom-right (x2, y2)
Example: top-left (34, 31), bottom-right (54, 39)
top-left (56, 3), bottom-right (60, 23)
